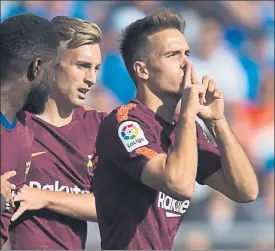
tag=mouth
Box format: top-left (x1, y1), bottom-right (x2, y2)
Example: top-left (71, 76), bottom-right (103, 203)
top-left (77, 88), bottom-right (90, 99)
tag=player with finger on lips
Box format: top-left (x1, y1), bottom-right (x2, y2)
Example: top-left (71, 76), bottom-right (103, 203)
top-left (93, 8), bottom-right (259, 250)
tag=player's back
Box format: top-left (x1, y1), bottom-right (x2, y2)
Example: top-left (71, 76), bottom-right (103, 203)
top-left (0, 111), bottom-right (34, 247)
top-left (8, 106), bottom-right (107, 250)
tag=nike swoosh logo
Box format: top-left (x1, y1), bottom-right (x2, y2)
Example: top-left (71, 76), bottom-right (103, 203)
top-left (31, 151), bottom-right (47, 158)
top-left (166, 212), bottom-right (181, 218)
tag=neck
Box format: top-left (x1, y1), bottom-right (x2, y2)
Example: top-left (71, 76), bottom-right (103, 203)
top-left (1, 83), bottom-right (27, 123)
top-left (36, 95), bottom-right (74, 127)
top-left (136, 85), bottom-right (180, 124)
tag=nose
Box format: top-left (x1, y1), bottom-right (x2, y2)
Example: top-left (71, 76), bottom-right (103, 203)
top-left (84, 68), bottom-right (97, 87)
top-left (180, 56), bottom-right (191, 70)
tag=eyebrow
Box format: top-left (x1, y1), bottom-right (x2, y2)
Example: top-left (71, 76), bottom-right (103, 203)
top-left (163, 49), bottom-right (191, 56)
top-left (185, 49), bottom-right (191, 55)
top-left (76, 60), bottom-right (101, 67)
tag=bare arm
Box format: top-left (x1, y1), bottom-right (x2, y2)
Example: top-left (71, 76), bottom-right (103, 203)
top-left (44, 191), bottom-right (97, 221)
top-left (11, 186), bottom-right (97, 222)
top-left (203, 116), bottom-right (259, 203)
top-left (140, 65), bottom-right (206, 200)
top-left (141, 114), bottom-right (198, 200)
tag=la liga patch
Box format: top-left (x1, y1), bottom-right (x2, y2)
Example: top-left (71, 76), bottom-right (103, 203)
top-left (118, 121), bottom-right (149, 152)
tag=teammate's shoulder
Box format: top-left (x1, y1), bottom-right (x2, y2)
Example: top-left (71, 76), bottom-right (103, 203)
top-left (97, 103), bottom-right (140, 131)
top-left (74, 105), bottom-right (108, 122)
top-left (113, 102), bottom-right (145, 124)
top-left (105, 102), bottom-right (156, 136)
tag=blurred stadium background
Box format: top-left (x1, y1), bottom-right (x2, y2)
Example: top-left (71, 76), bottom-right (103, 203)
top-left (1, 1), bottom-right (274, 250)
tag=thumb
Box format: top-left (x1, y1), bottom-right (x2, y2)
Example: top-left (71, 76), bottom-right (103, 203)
top-left (2, 171), bottom-right (16, 180)
top-left (11, 203), bottom-right (28, 222)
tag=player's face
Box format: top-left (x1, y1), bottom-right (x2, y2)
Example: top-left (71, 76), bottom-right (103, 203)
top-left (54, 43), bottom-right (102, 107)
top-left (23, 51), bottom-right (59, 114)
top-left (145, 29), bottom-right (190, 97)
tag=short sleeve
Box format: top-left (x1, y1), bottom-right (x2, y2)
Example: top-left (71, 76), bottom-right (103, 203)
top-left (100, 119), bottom-right (165, 182)
top-left (196, 123), bottom-right (222, 185)
top-left (0, 209), bottom-right (13, 248)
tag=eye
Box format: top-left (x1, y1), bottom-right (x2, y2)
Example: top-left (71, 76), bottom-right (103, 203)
top-left (167, 51), bottom-right (178, 57)
top-left (77, 64), bottom-right (84, 69)
top-left (77, 63), bottom-right (91, 69)
top-left (185, 51), bottom-right (190, 57)
top-left (95, 66), bottom-right (101, 72)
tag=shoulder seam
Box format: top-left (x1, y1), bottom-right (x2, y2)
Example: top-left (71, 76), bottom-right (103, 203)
top-left (82, 105), bottom-right (107, 115)
top-left (117, 103), bottom-right (137, 123)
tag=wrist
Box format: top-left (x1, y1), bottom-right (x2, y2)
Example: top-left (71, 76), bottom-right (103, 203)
top-left (42, 190), bottom-right (53, 208)
top-left (180, 111), bottom-right (197, 123)
top-left (205, 116), bottom-right (228, 134)
top-left (205, 115), bottom-right (226, 126)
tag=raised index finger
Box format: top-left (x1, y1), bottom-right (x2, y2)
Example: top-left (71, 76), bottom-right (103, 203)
top-left (183, 62), bottom-right (192, 89)
top-left (191, 65), bottom-right (198, 85)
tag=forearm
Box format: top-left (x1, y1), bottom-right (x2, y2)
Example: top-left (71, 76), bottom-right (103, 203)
top-left (165, 113), bottom-right (198, 198)
top-left (44, 191), bottom-right (97, 222)
top-left (206, 116), bottom-right (259, 201)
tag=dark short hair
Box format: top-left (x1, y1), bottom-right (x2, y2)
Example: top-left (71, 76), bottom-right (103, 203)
top-left (119, 8), bottom-right (186, 83)
top-left (0, 13), bottom-right (60, 83)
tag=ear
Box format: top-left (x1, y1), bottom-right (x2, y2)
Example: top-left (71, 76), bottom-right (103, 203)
top-left (133, 61), bottom-right (149, 81)
top-left (27, 58), bottom-right (43, 82)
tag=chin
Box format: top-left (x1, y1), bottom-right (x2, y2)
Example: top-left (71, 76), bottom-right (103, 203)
top-left (73, 98), bottom-right (86, 108)
top-left (172, 92), bottom-right (182, 100)
top-left (167, 88), bottom-right (182, 98)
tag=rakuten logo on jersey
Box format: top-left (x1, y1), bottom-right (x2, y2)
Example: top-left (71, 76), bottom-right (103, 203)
top-left (29, 181), bottom-right (90, 194)
top-left (157, 192), bottom-right (190, 218)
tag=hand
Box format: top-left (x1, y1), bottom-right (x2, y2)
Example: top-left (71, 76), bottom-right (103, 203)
top-left (197, 76), bottom-right (224, 121)
top-left (11, 185), bottom-right (47, 221)
top-left (1, 171), bottom-right (16, 208)
top-left (180, 63), bottom-right (206, 118)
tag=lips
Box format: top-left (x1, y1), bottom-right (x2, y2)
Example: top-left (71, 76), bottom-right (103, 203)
top-left (77, 88), bottom-right (90, 99)
top-left (78, 88), bottom-right (90, 94)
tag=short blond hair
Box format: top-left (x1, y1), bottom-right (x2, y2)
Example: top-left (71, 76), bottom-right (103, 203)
top-left (51, 16), bottom-right (102, 49)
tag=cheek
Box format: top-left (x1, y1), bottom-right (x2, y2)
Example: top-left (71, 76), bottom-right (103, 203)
top-left (56, 64), bottom-right (77, 82)
top-left (56, 69), bottom-right (78, 91)
top-left (170, 66), bottom-right (182, 81)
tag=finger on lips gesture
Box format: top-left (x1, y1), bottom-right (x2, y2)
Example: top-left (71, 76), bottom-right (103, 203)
top-left (182, 62), bottom-right (192, 89)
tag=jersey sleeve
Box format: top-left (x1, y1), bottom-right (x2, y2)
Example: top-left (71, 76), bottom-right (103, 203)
top-left (0, 209), bottom-right (13, 248)
top-left (196, 123), bottom-right (222, 185)
top-left (102, 118), bottom-right (165, 182)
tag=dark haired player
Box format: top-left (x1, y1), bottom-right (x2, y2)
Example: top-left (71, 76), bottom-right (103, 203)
top-left (93, 8), bottom-right (258, 250)
top-left (0, 13), bottom-right (60, 246)
top-left (1, 16), bottom-right (106, 250)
